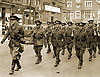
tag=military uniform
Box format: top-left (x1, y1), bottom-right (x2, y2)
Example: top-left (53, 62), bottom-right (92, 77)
top-left (31, 20), bottom-right (47, 64)
top-left (86, 20), bottom-right (97, 62)
top-left (74, 22), bottom-right (87, 69)
top-left (65, 22), bottom-right (74, 59)
top-left (61, 23), bottom-right (66, 55)
top-left (51, 20), bottom-right (65, 67)
top-left (1, 16), bottom-right (24, 75)
top-left (97, 23), bottom-right (100, 54)
top-left (45, 22), bottom-right (52, 54)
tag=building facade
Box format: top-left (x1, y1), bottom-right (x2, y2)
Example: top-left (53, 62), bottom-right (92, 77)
top-left (0, 0), bottom-right (39, 35)
top-left (65, 0), bottom-right (100, 23)
top-left (0, 0), bottom-right (100, 27)
top-left (39, 0), bottom-right (66, 23)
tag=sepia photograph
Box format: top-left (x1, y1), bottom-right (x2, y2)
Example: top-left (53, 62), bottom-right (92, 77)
top-left (0, 0), bottom-right (100, 77)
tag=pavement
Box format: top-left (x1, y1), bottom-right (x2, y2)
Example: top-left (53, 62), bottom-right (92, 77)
top-left (0, 42), bottom-right (100, 77)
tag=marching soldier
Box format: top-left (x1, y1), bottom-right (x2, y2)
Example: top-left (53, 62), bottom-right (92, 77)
top-left (51, 20), bottom-right (65, 67)
top-left (94, 23), bottom-right (98, 55)
top-left (45, 22), bottom-right (52, 54)
top-left (65, 22), bottom-right (74, 59)
top-left (97, 23), bottom-right (100, 54)
top-left (86, 20), bottom-right (98, 62)
top-left (31, 20), bottom-right (47, 64)
top-left (74, 22), bottom-right (87, 69)
top-left (61, 23), bottom-right (66, 55)
top-left (1, 16), bottom-right (24, 75)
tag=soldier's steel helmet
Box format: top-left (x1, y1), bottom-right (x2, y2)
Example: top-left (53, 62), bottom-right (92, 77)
top-left (47, 22), bottom-right (51, 25)
top-left (80, 22), bottom-right (86, 26)
top-left (62, 23), bottom-right (66, 26)
top-left (35, 20), bottom-right (42, 25)
top-left (67, 21), bottom-right (73, 26)
top-left (55, 20), bottom-right (62, 24)
top-left (9, 16), bottom-right (20, 21)
top-left (88, 20), bottom-right (94, 23)
top-left (75, 23), bottom-right (80, 26)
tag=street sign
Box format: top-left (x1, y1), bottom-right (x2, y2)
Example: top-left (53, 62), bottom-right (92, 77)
top-left (45, 5), bottom-right (61, 13)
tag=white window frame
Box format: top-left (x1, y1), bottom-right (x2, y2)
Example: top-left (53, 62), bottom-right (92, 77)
top-left (67, 1), bottom-right (72, 7)
top-left (75, 11), bottom-right (81, 19)
top-left (83, 11), bottom-right (94, 19)
top-left (66, 11), bottom-right (74, 20)
top-left (70, 11), bottom-right (74, 19)
top-left (85, 1), bottom-right (92, 7)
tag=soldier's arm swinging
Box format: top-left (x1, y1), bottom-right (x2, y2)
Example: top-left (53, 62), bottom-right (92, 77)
top-left (61, 32), bottom-right (66, 46)
top-left (1, 29), bottom-right (10, 44)
top-left (86, 28), bottom-right (89, 48)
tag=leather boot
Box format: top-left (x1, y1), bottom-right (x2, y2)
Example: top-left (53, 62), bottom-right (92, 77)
top-left (53, 54), bottom-right (56, 58)
top-left (68, 54), bottom-right (72, 59)
top-left (93, 52), bottom-right (96, 58)
top-left (35, 59), bottom-right (40, 64)
top-left (78, 64), bottom-right (81, 69)
top-left (15, 66), bottom-right (21, 71)
top-left (47, 49), bottom-right (51, 54)
top-left (9, 70), bottom-right (14, 75)
top-left (54, 62), bottom-right (59, 67)
top-left (89, 56), bottom-right (92, 62)
top-left (61, 51), bottom-right (65, 55)
top-left (9, 60), bottom-right (15, 75)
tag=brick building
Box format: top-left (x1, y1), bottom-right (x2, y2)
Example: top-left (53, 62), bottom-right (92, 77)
top-left (65, 0), bottom-right (100, 23)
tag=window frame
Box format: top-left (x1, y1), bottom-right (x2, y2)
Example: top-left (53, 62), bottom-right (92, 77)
top-left (75, 11), bottom-right (81, 19)
top-left (67, 1), bottom-right (72, 7)
top-left (85, 1), bottom-right (92, 8)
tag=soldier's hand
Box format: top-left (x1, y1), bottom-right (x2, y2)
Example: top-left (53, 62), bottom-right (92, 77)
top-left (1, 41), bottom-right (3, 44)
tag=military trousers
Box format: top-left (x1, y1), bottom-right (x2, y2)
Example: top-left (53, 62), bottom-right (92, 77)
top-left (97, 36), bottom-right (100, 52)
top-left (9, 40), bottom-right (21, 60)
top-left (9, 46), bottom-right (21, 71)
top-left (9, 46), bottom-right (21, 60)
top-left (53, 46), bottom-right (62, 63)
top-left (34, 45), bottom-right (43, 59)
top-left (98, 43), bottom-right (100, 52)
top-left (66, 43), bottom-right (73, 54)
top-left (47, 39), bottom-right (51, 51)
top-left (88, 42), bottom-right (97, 56)
top-left (75, 43), bottom-right (86, 62)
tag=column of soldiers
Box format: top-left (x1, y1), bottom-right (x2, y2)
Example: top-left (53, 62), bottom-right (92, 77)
top-left (45, 19), bottom-right (100, 68)
top-left (1, 15), bottom-right (100, 75)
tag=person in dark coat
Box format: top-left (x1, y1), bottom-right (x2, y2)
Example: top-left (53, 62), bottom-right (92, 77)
top-left (74, 22), bottom-right (87, 69)
top-left (64, 21), bottom-right (74, 59)
top-left (51, 20), bottom-right (65, 67)
top-left (86, 20), bottom-right (98, 62)
top-left (31, 20), bottom-right (47, 64)
top-left (45, 22), bottom-right (52, 54)
top-left (1, 16), bottom-right (24, 75)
